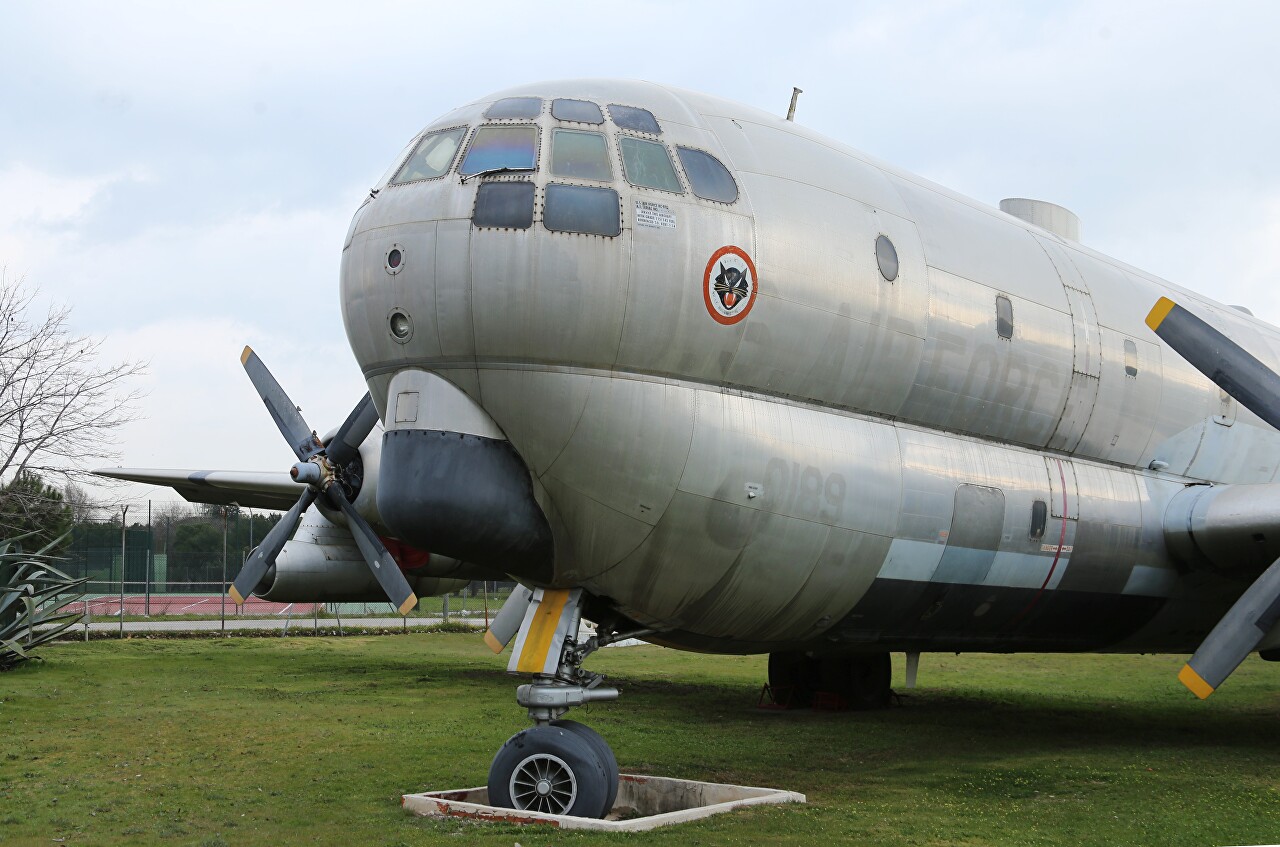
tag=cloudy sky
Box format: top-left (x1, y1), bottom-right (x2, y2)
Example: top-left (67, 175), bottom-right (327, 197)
top-left (3, 1), bottom-right (1278, 511)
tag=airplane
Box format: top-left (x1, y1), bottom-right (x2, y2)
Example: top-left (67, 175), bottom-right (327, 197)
top-left (98, 78), bottom-right (1280, 819)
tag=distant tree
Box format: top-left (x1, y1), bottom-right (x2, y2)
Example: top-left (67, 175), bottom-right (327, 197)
top-left (0, 272), bottom-right (145, 488)
top-left (0, 471), bottom-right (73, 554)
top-left (61, 480), bottom-right (95, 524)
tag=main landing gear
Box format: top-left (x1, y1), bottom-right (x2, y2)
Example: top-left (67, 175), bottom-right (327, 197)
top-left (486, 588), bottom-right (643, 819)
top-left (767, 650), bottom-right (892, 709)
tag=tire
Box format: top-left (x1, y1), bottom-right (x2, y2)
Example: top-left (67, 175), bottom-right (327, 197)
top-left (768, 651), bottom-right (820, 707)
top-left (828, 652), bottom-right (891, 710)
top-left (551, 719), bottom-right (619, 817)
top-left (487, 725), bottom-right (609, 818)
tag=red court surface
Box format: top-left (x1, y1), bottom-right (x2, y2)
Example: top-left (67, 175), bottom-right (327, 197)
top-left (83, 595), bottom-right (319, 616)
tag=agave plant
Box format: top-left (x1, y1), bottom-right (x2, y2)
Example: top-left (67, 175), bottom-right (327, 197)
top-left (1, 532), bottom-right (87, 670)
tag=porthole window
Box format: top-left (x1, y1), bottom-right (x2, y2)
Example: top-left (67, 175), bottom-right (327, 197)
top-left (388, 309), bottom-right (413, 342)
top-left (1030, 499), bottom-right (1048, 541)
top-left (550, 130), bottom-right (612, 182)
top-left (676, 147), bottom-right (738, 203)
top-left (385, 244), bottom-right (404, 274)
top-left (552, 98), bottom-right (604, 124)
top-left (1124, 339), bottom-right (1139, 378)
top-left (875, 234), bottom-right (898, 281)
top-left (620, 136), bottom-right (682, 193)
top-left (484, 97), bottom-right (542, 119)
top-left (608, 104), bottom-right (660, 134)
top-left (472, 181), bottom-right (535, 229)
top-left (391, 127), bottom-right (467, 184)
top-left (460, 125), bottom-right (538, 176)
top-left (544, 184), bottom-right (621, 237)
top-left (996, 295), bottom-right (1014, 340)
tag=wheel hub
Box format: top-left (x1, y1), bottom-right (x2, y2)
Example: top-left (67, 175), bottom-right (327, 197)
top-left (509, 752), bottom-right (577, 815)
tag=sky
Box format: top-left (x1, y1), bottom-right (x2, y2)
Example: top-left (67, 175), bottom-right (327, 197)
top-left (3, 0), bottom-right (1279, 513)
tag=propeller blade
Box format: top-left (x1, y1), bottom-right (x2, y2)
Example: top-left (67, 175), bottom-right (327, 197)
top-left (331, 493), bottom-right (418, 615)
top-left (484, 585), bottom-right (533, 653)
top-left (241, 346), bottom-right (324, 461)
top-left (1180, 555), bottom-right (1280, 698)
top-left (325, 393), bottom-right (378, 468)
top-left (228, 487), bottom-right (318, 605)
top-left (1146, 297), bottom-right (1280, 430)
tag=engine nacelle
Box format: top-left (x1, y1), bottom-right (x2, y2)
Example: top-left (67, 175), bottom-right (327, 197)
top-left (253, 509), bottom-right (473, 603)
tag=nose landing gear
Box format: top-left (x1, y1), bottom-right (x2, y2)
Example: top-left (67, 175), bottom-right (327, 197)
top-left (485, 588), bottom-right (644, 819)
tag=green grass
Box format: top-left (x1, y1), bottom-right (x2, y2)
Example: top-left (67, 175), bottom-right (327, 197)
top-left (1, 637), bottom-right (1276, 846)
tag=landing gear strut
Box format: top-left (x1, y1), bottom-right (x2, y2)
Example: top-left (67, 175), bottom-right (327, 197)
top-left (487, 588), bottom-right (643, 819)
top-left (768, 650), bottom-right (892, 709)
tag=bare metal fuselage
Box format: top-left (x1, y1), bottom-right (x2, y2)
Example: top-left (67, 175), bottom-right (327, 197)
top-left (341, 79), bottom-right (1280, 657)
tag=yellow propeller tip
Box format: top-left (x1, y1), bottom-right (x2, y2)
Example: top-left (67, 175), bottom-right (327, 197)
top-left (398, 595), bottom-right (418, 616)
top-left (483, 629), bottom-right (504, 654)
top-left (1178, 663), bottom-right (1215, 699)
top-left (228, 586), bottom-right (245, 606)
top-left (240, 346), bottom-right (253, 365)
top-left (1146, 297), bottom-right (1177, 332)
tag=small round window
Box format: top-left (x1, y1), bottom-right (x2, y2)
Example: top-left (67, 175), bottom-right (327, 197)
top-left (388, 309), bottom-right (413, 342)
top-left (385, 244), bottom-right (404, 275)
top-left (875, 235), bottom-right (898, 281)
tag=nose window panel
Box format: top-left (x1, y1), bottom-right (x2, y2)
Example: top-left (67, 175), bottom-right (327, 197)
top-left (544, 184), bottom-right (621, 237)
top-left (552, 98), bottom-right (604, 124)
top-left (472, 181), bottom-right (535, 229)
top-left (620, 136), bottom-right (681, 193)
top-left (391, 127), bottom-right (467, 184)
top-left (550, 130), bottom-right (612, 182)
top-left (460, 125), bottom-right (539, 175)
top-left (608, 104), bottom-right (660, 135)
top-left (484, 97), bottom-right (542, 119)
top-left (676, 147), bottom-right (738, 203)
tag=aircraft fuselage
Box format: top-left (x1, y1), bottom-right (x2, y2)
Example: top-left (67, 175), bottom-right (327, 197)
top-left (341, 79), bottom-right (1280, 657)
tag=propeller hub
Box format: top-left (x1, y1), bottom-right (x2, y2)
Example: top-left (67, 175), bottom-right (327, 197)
top-left (291, 461), bottom-right (323, 485)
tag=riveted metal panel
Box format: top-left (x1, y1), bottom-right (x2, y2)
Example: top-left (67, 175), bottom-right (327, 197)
top-left (676, 391), bottom-right (901, 537)
top-left (476, 368), bottom-right (592, 477)
top-left (543, 376), bottom-right (694, 530)
top-left (723, 172), bottom-right (926, 417)
top-left (706, 116), bottom-right (913, 218)
top-left (1046, 457), bottom-right (1079, 519)
top-left (1075, 330), bottom-right (1161, 465)
top-left (931, 485), bottom-right (1004, 584)
top-left (1055, 463), bottom-right (1142, 594)
top-left (891, 177), bottom-right (1068, 308)
top-left (539, 474), bottom-right (653, 582)
top-left (899, 268), bottom-right (1073, 447)
top-left (434, 218), bottom-right (475, 359)
top-left (471, 224), bottom-right (632, 371)
top-left (614, 207), bottom-right (754, 383)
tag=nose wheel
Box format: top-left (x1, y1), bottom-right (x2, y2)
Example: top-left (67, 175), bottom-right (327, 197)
top-left (488, 724), bottom-right (616, 818)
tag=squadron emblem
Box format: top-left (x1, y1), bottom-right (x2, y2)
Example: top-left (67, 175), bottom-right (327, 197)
top-left (702, 245), bottom-right (758, 325)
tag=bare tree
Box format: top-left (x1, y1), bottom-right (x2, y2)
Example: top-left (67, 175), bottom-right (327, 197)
top-left (0, 272), bottom-right (146, 493)
top-left (61, 480), bottom-right (95, 524)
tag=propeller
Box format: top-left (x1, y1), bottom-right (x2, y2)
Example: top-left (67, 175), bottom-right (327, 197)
top-left (1146, 296), bottom-right (1280, 697)
top-left (227, 347), bottom-right (418, 615)
top-left (483, 585), bottom-right (533, 653)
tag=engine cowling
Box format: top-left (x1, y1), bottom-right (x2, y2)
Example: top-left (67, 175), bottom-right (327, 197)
top-left (253, 509), bottom-right (473, 603)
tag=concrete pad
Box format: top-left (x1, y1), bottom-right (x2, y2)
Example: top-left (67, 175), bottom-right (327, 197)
top-left (402, 773), bottom-right (806, 831)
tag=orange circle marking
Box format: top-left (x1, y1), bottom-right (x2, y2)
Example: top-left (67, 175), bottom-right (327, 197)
top-left (702, 245), bottom-right (758, 325)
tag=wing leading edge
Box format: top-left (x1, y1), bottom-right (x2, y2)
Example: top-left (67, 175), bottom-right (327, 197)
top-left (92, 467), bottom-right (302, 511)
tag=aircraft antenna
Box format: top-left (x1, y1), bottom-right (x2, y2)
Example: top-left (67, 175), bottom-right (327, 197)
top-left (786, 87), bottom-right (803, 121)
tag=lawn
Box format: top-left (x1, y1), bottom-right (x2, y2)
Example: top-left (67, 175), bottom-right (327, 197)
top-left (0, 635), bottom-right (1276, 846)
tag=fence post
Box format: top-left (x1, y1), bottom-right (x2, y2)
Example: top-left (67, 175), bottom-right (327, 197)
top-left (443, 593), bottom-right (450, 623)
top-left (144, 500), bottom-right (151, 617)
top-left (84, 596), bottom-right (90, 642)
top-left (220, 507), bottom-right (227, 634)
top-left (119, 505), bottom-right (128, 639)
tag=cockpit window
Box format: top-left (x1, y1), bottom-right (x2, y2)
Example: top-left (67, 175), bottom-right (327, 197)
top-left (391, 127), bottom-right (467, 185)
top-left (619, 136), bottom-right (681, 193)
top-left (484, 97), bottom-right (542, 119)
top-left (473, 181), bottom-right (535, 229)
top-left (550, 130), bottom-right (612, 182)
top-left (552, 98), bottom-right (603, 124)
top-left (676, 147), bottom-right (738, 203)
top-left (544, 184), bottom-right (621, 237)
top-left (608, 104), bottom-right (660, 135)
top-left (460, 125), bottom-right (538, 176)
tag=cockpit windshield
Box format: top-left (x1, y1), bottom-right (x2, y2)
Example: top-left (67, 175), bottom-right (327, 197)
top-left (460, 125), bottom-right (539, 176)
top-left (391, 127), bottom-right (466, 185)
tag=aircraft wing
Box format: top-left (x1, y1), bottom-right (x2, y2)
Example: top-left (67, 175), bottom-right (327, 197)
top-left (92, 467), bottom-right (303, 512)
